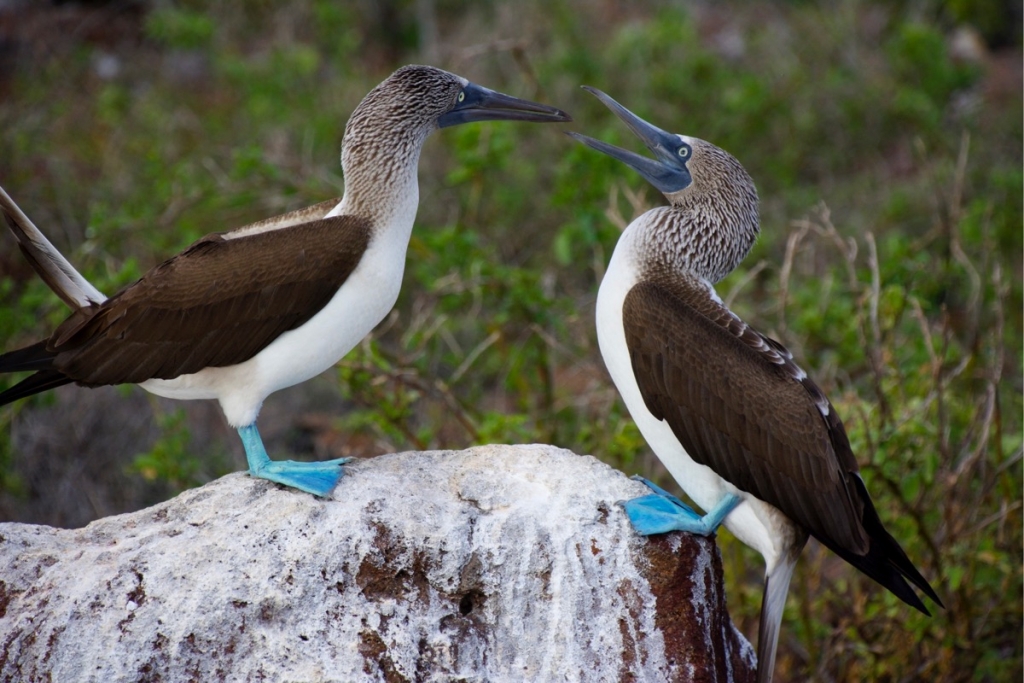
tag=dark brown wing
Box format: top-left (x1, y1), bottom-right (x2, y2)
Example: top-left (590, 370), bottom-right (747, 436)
top-left (47, 215), bottom-right (372, 385)
top-left (623, 276), bottom-right (868, 552)
top-left (623, 276), bottom-right (941, 611)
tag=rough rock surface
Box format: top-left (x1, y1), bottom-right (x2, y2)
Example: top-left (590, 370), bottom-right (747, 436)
top-left (0, 444), bottom-right (755, 682)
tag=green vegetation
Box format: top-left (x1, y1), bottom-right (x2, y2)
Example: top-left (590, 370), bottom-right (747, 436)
top-left (0, 1), bottom-right (1019, 680)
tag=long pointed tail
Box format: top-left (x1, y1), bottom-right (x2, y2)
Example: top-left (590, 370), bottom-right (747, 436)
top-left (0, 341), bottom-right (73, 407)
top-left (0, 183), bottom-right (107, 308)
top-left (815, 476), bottom-right (943, 616)
top-left (0, 370), bottom-right (73, 406)
top-left (755, 555), bottom-right (799, 683)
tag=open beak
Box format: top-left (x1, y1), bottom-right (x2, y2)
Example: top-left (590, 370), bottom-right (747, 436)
top-left (438, 82), bottom-right (572, 128)
top-left (567, 86), bottom-right (689, 194)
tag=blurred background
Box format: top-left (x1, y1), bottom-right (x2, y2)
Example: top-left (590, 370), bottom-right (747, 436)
top-left (0, 0), bottom-right (1020, 680)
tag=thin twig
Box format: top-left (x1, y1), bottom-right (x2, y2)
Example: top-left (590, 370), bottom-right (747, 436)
top-left (808, 204), bottom-right (858, 289)
top-left (864, 232), bottom-right (891, 421)
top-left (954, 381), bottom-right (997, 480)
top-left (909, 297), bottom-right (940, 378)
top-left (603, 182), bottom-right (629, 232)
top-left (966, 499), bottom-right (1023, 537)
top-left (723, 259), bottom-right (768, 310)
top-left (450, 330), bottom-right (501, 383)
top-left (778, 219), bottom-right (810, 335)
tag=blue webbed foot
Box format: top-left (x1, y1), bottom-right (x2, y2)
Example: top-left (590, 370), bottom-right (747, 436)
top-left (623, 493), bottom-right (701, 535)
top-left (238, 423), bottom-right (351, 497)
top-left (622, 475), bottom-right (740, 537)
top-left (249, 457), bottom-right (351, 497)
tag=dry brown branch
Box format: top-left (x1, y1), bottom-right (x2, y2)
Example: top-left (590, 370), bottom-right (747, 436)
top-left (723, 259), bottom-right (768, 310)
top-left (778, 218), bottom-right (810, 334)
top-left (450, 329), bottom-right (501, 383)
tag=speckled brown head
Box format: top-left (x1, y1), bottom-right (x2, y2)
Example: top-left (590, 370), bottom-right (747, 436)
top-left (568, 87), bottom-right (759, 284)
top-left (342, 65), bottom-right (570, 210)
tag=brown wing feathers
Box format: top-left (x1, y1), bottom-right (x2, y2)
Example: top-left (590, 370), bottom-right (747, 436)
top-left (623, 279), bottom-right (864, 545)
top-left (623, 276), bottom-right (941, 611)
top-left (0, 215), bottom-right (371, 399)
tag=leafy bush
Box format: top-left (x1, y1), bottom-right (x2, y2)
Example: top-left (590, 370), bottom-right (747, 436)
top-left (0, 1), bottom-right (1019, 680)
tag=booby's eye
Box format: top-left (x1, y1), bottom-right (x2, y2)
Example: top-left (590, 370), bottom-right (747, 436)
top-left (678, 145), bottom-right (690, 158)
top-left (457, 91), bottom-right (465, 103)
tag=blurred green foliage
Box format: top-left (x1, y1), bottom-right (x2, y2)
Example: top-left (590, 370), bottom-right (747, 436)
top-left (130, 408), bottom-right (208, 490)
top-left (0, 0), bottom-right (1020, 680)
top-left (145, 6), bottom-right (215, 49)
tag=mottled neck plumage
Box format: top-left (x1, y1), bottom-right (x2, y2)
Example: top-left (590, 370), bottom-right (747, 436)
top-left (644, 139), bottom-right (760, 285)
top-left (339, 106), bottom-right (427, 223)
top-left (338, 132), bottom-right (423, 230)
top-left (335, 66), bottom-right (463, 225)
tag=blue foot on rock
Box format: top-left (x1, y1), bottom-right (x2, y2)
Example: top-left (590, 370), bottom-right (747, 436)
top-left (622, 475), bottom-right (740, 537)
top-left (238, 423), bottom-right (350, 497)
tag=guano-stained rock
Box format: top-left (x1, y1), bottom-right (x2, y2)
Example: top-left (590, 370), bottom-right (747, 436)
top-left (0, 444), bottom-right (755, 682)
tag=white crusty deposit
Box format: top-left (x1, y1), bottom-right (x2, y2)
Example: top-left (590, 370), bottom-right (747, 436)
top-left (0, 444), bottom-right (754, 682)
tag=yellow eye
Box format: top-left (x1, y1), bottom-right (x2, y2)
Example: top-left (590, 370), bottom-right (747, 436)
top-left (458, 91), bottom-right (465, 103)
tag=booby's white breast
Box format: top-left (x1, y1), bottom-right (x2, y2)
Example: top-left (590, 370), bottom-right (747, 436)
top-left (142, 177), bottom-right (421, 428)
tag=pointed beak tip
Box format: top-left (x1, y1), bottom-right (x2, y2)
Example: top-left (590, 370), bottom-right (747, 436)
top-left (564, 131), bottom-right (595, 147)
top-left (438, 84), bottom-right (573, 127)
top-left (523, 107), bottom-right (571, 124)
top-left (519, 105), bottom-right (572, 124)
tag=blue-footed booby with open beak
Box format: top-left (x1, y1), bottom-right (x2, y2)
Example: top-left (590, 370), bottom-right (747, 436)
top-left (0, 65), bottom-right (570, 497)
top-left (568, 87), bottom-right (941, 682)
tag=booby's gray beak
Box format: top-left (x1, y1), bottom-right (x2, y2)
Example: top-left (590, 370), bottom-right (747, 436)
top-left (567, 86), bottom-right (690, 194)
top-left (438, 82), bottom-right (572, 128)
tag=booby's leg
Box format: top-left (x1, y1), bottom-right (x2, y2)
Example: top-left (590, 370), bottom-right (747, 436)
top-left (622, 476), bottom-right (740, 536)
top-left (238, 423), bottom-right (350, 497)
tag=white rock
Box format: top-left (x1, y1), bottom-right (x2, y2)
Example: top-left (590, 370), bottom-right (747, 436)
top-left (0, 444), bottom-right (755, 682)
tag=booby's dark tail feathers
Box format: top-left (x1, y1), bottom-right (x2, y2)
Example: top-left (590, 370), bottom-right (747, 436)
top-left (0, 342), bottom-right (72, 406)
top-left (0, 341), bottom-right (55, 373)
top-left (820, 477), bottom-right (943, 615)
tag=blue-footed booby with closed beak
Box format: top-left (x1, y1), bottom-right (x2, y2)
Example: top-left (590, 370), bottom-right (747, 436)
top-left (0, 65), bottom-right (570, 497)
top-left (568, 87), bottom-right (941, 682)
